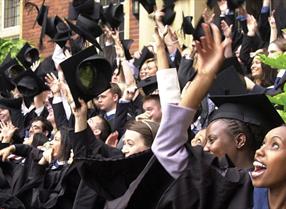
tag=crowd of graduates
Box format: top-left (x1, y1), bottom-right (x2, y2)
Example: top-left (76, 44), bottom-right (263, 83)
top-left (0, 0), bottom-right (286, 208)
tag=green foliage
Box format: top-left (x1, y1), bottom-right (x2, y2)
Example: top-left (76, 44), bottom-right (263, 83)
top-left (258, 53), bottom-right (286, 69)
top-left (0, 38), bottom-right (25, 64)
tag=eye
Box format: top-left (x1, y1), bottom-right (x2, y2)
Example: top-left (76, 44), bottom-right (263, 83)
top-left (271, 142), bottom-right (279, 150)
top-left (208, 137), bottom-right (216, 145)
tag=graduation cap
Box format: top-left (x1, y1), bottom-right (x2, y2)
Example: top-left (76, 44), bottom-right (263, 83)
top-left (227, 0), bottom-right (245, 11)
top-left (44, 16), bottom-right (64, 40)
top-left (16, 43), bottom-right (39, 69)
top-left (209, 57), bottom-right (246, 96)
top-left (133, 46), bottom-right (155, 70)
top-left (121, 39), bottom-right (134, 60)
top-left (192, 17), bottom-right (205, 41)
top-left (84, 2), bottom-right (103, 22)
top-left (65, 15), bottom-right (103, 51)
top-left (137, 76), bottom-right (158, 95)
top-left (52, 21), bottom-right (72, 48)
top-left (103, 3), bottom-right (124, 29)
top-left (0, 97), bottom-right (23, 110)
top-left (138, 0), bottom-right (156, 14)
top-left (73, 0), bottom-right (95, 17)
top-left (181, 12), bottom-right (194, 36)
top-left (34, 56), bottom-right (57, 81)
top-left (68, 2), bottom-right (78, 20)
top-left (209, 93), bottom-right (284, 144)
top-left (60, 46), bottom-right (113, 107)
top-left (14, 70), bottom-right (49, 98)
top-left (162, 7), bottom-right (176, 26)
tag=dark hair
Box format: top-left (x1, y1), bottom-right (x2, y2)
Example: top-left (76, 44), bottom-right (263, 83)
top-left (30, 116), bottom-right (53, 138)
top-left (260, 63), bottom-right (277, 87)
top-left (143, 94), bottom-right (160, 106)
top-left (96, 115), bottom-right (112, 142)
top-left (56, 127), bottom-right (71, 162)
top-left (271, 38), bottom-right (286, 52)
top-left (218, 119), bottom-right (265, 150)
top-left (125, 120), bottom-right (159, 147)
top-left (31, 133), bottom-right (49, 148)
top-left (110, 83), bottom-right (122, 99)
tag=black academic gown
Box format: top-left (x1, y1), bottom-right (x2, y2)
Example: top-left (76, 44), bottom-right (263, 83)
top-left (155, 146), bottom-right (253, 209)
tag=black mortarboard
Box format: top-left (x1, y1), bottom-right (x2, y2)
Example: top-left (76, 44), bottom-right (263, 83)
top-left (44, 16), bottom-right (63, 40)
top-left (68, 2), bottom-right (78, 20)
top-left (227, 0), bottom-right (245, 11)
top-left (138, 0), bottom-right (156, 14)
top-left (192, 17), bottom-right (205, 41)
top-left (14, 70), bottom-right (49, 98)
top-left (65, 15), bottom-right (103, 51)
top-left (182, 12), bottom-right (194, 36)
top-left (103, 3), bottom-right (124, 29)
top-left (162, 7), bottom-right (176, 26)
top-left (137, 76), bottom-right (158, 95)
top-left (121, 39), bottom-right (134, 60)
top-left (60, 46), bottom-right (112, 107)
top-left (34, 56), bottom-right (57, 81)
top-left (84, 2), bottom-right (103, 22)
top-left (133, 46), bottom-right (155, 70)
top-left (16, 43), bottom-right (39, 69)
top-left (209, 57), bottom-right (246, 96)
top-left (207, 0), bottom-right (217, 9)
top-left (0, 97), bottom-right (22, 110)
top-left (209, 93), bottom-right (284, 140)
top-left (52, 21), bottom-right (72, 48)
top-left (73, 0), bottom-right (95, 17)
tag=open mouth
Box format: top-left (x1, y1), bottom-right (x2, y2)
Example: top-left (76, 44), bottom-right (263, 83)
top-left (251, 161), bottom-right (267, 178)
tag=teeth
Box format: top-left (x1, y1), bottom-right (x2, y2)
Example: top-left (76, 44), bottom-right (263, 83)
top-left (253, 161), bottom-right (266, 168)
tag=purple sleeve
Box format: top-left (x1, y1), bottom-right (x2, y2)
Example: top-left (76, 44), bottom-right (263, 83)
top-left (151, 104), bottom-right (196, 179)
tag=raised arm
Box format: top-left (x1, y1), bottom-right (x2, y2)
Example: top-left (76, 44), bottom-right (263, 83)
top-left (152, 23), bottom-right (227, 179)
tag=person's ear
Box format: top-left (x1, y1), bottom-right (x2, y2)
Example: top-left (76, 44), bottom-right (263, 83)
top-left (113, 93), bottom-right (119, 102)
top-left (93, 129), bottom-right (101, 137)
top-left (234, 133), bottom-right (246, 149)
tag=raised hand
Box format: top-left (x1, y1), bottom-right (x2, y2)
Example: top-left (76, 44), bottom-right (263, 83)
top-left (202, 8), bottom-right (215, 24)
top-left (45, 73), bottom-right (61, 96)
top-left (246, 15), bottom-right (258, 36)
top-left (38, 148), bottom-right (53, 165)
top-left (105, 131), bottom-right (119, 148)
top-left (0, 121), bottom-right (18, 143)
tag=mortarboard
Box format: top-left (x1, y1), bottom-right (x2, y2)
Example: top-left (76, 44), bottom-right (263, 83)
top-left (84, 2), bottom-right (103, 22)
top-left (34, 56), bottom-right (57, 81)
top-left (60, 46), bottom-right (112, 107)
top-left (0, 96), bottom-right (23, 110)
top-left (65, 15), bottom-right (103, 51)
top-left (181, 12), bottom-right (194, 36)
top-left (16, 43), bottom-right (40, 69)
top-left (192, 17), bottom-right (205, 41)
top-left (52, 21), bottom-right (72, 48)
top-left (102, 3), bottom-right (124, 29)
top-left (138, 0), bottom-right (156, 14)
top-left (73, 0), bottom-right (95, 17)
top-left (137, 76), bottom-right (158, 95)
top-left (209, 57), bottom-right (246, 96)
top-left (121, 39), bottom-right (134, 60)
top-left (14, 70), bottom-right (49, 98)
top-left (68, 2), bottom-right (78, 20)
top-left (133, 46), bottom-right (155, 70)
top-left (227, 0), bottom-right (246, 11)
top-left (162, 0), bottom-right (176, 26)
top-left (209, 93), bottom-right (284, 145)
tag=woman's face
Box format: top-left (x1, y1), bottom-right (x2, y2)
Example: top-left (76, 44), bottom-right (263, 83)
top-left (0, 108), bottom-right (11, 123)
top-left (139, 59), bottom-right (157, 80)
top-left (251, 57), bottom-right (263, 80)
top-left (268, 43), bottom-right (283, 58)
top-left (204, 120), bottom-right (237, 158)
top-left (251, 126), bottom-right (286, 188)
top-left (122, 129), bottom-right (148, 157)
top-left (50, 131), bottom-right (61, 159)
top-left (111, 68), bottom-right (119, 83)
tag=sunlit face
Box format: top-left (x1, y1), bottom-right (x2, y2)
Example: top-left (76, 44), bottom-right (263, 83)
top-left (50, 131), bottom-right (61, 159)
top-left (251, 126), bottom-right (286, 188)
top-left (191, 129), bottom-right (207, 147)
top-left (97, 89), bottom-right (117, 112)
top-left (140, 59), bottom-right (157, 80)
top-left (111, 68), bottom-right (120, 83)
top-left (204, 120), bottom-right (237, 158)
top-left (0, 108), bottom-right (11, 123)
top-left (143, 100), bottom-right (161, 123)
top-left (122, 130), bottom-right (148, 157)
top-left (251, 56), bottom-right (263, 80)
top-left (29, 120), bottom-right (44, 137)
top-left (268, 43), bottom-right (283, 58)
top-left (46, 104), bottom-right (55, 125)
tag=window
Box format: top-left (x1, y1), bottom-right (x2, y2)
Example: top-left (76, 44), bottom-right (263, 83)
top-left (4, 0), bottom-right (20, 28)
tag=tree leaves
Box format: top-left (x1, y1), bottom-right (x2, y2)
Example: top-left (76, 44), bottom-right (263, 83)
top-left (258, 53), bottom-right (286, 70)
top-left (0, 38), bottom-right (25, 63)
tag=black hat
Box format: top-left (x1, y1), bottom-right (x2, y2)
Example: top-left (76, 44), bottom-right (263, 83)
top-left (121, 39), bottom-right (134, 60)
top-left (137, 76), bottom-right (157, 95)
top-left (84, 2), bottom-right (103, 22)
top-left (16, 43), bottom-right (40, 69)
top-left (34, 56), bottom-right (57, 81)
top-left (44, 16), bottom-right (64, 40)
top-left (162, 7), bottom-right (176, 26)
top-left (53, 21), bottom-right (72, 48)
top-left (207, 0), bottom-right (217, 9)
top-left (182, 12), bottom-right (194, 36)
top-left (192, 17), bottom-right (205, 41)
top-left (209, 93), bottom-right (284, 135)
top-left (65, 15), bottom-right (103, 51)
top-left (73, 0), bottom-right (95, 17)
top-left (227, 0), bottom-right (245, 11)
top-left (0, 96), bottom-right (22, 110)
top-left (103, 3), bottom-right (124, 29)
top-left (133, 46), bottom-right (155, 70)
top-left (68, 2), bottom-right (78, 20)
top-left (14, 70), bottom-right (49, 98)
top-left (209, 57), bottom-right (247, 96)
top-left (60, 46), bottom-right (112, 107)
top-left (138, 0), bottom-right (156, 14)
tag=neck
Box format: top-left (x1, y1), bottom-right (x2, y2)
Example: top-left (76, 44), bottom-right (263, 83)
top-left (268, 183), bottom-right (286, 209)
top-left (233, 151), bottom-right (254, 169)
top-left (254, 79), bottom-right (262, 86)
